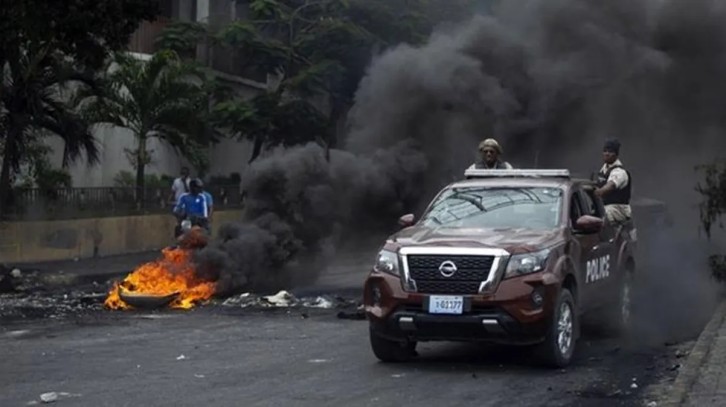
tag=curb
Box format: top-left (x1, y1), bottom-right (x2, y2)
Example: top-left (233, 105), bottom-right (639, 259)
top-left (651, 299), bottom-right (726, 406)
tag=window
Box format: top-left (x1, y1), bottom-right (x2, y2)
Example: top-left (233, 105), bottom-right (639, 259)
top-left (580, 188), bottom-right (603, 218)
top-left (569, 192), bottom-right (582, 226)
top-left (420, 186), bottom-right (564, 230)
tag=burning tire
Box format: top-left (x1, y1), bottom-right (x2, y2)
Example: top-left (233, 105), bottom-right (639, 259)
top-left (536, 288), bottom-right (577, 368)
top-left (117, 287), bottom-right (180, 310)
top-left (369, 329), bottom-right (417, 363)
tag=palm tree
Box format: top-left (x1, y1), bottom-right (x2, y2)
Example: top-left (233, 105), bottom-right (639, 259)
top-left (0, 50), bottom-right (101, 215)
top-left (84, 50), bottom-right (210, 203)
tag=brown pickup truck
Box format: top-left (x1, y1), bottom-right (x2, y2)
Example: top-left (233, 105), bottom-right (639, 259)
top-left (363, 169), bottom-right (637, 367)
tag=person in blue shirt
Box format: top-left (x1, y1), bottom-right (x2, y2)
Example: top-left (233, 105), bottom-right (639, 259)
top-left (173, 179), bottom-right (210, 232)
top-left (197, 179), bottom-right (214, 222)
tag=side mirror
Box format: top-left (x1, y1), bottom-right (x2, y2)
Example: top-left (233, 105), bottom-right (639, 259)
top-left (574, 215), bottom-right (604, 234)
top-left (398, 213), bottom-right (415, 228)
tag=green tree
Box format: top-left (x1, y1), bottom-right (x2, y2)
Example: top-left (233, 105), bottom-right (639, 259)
top-left (84, 50), bottom-right (213, 200)
top-left (0, 0), bottom-right (158, 215)
top-left (154, 1), bottom-right (474, 162)
top-left (696, 161), bottom-right (726, 238)
top-left (696, 161), bottom-right (726, 281)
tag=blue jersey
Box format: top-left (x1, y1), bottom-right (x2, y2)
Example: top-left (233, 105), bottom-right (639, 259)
top-left (174, 193), bottom-right (210, 219)
top-left (203, 191), bottom-right (213, 207)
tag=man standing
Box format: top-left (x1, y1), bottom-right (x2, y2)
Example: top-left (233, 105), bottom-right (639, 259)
top-left (196, 178), bottom-right (214, 224)
top-left (173, 179), bottom-right (210, 232)
top-left (594, 139), bottom-right (632, 223)
top-left (470, 138), bottom-right (513, 169)
top-left (170, 167), bottom-right (191, 204)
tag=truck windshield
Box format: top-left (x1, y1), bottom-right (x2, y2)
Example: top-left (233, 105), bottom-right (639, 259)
top-left (420, 187), bottom-right (563, 230)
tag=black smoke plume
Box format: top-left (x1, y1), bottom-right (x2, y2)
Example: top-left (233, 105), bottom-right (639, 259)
top-left (199, 0), bottom-right (726, 337)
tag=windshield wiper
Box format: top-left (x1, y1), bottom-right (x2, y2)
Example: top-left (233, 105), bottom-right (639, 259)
top-left (450, 192), bottom-right (486, 211)
top-left (424, 215), bottom-right (442, 225)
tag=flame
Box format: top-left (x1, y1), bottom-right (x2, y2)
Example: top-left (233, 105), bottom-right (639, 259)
top-left (104, 228), bottom-right (215, 310)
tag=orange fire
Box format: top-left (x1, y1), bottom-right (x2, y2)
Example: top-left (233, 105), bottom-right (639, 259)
top-left (104, 228), bottom-right (216, 310)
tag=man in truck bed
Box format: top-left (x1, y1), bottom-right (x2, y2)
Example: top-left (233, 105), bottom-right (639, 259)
top-left (363, 168), bottom-right (637, 367)
top-left (595, 139), bottom-right (632, 224)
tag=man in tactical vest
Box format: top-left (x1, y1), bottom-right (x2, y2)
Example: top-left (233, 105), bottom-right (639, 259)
top-left (470, 138), bottom-right (513, 170)
top-left (594, 139), bottom-right (632, 223)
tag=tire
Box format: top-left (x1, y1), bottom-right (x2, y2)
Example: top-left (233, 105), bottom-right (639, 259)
top-left (369, 329), bottom-right (417, 363)
top-left (602, 268), bottom-right (634, 336)
top-left (537, 288), bottom-right (577, 368)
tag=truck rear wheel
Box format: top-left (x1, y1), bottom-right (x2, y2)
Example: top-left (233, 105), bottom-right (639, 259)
top-left (369, 329), bottom-right (417, 363)
top-left (601, 267), bottom-right (634, 336)
top-left (537, 288), bottom-right (577, 368)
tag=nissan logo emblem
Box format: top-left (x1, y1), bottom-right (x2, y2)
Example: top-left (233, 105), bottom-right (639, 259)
top-left (438, 260), bottom-right (458, 278)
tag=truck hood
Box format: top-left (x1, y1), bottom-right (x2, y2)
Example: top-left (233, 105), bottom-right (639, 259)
top-left (390, 226), bottom-right (564, 254)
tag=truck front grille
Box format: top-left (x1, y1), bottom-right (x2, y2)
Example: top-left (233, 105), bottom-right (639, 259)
top-left (415, 280), bottom-right (482, 295)
top-left (406, 254), bottom-right (495, 295)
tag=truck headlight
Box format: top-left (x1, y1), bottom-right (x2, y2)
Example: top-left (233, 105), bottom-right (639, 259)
top-left (504, 248), bottom-right (551, 279)
top-left (374, 250), bottom-right (400, 276)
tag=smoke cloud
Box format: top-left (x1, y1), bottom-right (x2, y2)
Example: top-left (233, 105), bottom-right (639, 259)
top-left (198, 0), bottom-right (725, 340)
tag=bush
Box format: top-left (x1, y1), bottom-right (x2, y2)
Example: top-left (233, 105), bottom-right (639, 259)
top-left (708, 255), bottom-right (726, 283)
top-left (207, 172), bottom-right (241, 186)
top-left (113, 171), bottom-right (172, 189)
top-left (696, 162), bottom-right (726, 283)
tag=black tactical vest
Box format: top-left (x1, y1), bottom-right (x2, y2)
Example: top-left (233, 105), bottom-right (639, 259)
top-left (596, 165), bottom-right (632, 205)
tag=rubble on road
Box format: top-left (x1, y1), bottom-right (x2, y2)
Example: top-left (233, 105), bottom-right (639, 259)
top-left (221, 290), bottom-right (358, 310)
top-left (0, 289), bottom-right (107, 320)
top-left (0, 265), bottom-right (21, 293)
top-left (1, 269), bottom-right (363, 319)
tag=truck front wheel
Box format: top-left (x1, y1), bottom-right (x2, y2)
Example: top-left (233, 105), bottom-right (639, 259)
top-left (369, 329), bottom-right (417, 363)
top-left (537, 288), bottom-right (577, 368)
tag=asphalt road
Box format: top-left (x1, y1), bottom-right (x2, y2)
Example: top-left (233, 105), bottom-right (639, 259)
top-left (0, 302), bottom-right (691, 407)
top-left (1, 242), bottom-right (712, 407)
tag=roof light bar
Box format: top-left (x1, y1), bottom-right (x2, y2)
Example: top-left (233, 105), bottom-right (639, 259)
top-left (464, 168), bottom-right (571, 179)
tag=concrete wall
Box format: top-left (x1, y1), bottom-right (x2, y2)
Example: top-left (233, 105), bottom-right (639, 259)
top-left (43, 68), bottom-right (265, 188)
top-left (46, 126), bottom-right (189, 188)
top-left (0, 209), bottom-right (243, 263)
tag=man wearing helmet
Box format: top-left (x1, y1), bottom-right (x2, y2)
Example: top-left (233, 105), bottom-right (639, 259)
top-left (469, 138), bottom-right (513, 170)
top-left (173, 179), bottom-right (211, 234)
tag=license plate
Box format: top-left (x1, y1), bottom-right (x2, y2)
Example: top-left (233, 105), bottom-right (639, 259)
top-left (428, 296), bottom-right (464, 315)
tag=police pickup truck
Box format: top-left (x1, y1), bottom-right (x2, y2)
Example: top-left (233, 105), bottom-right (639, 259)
top-left (363, 169), bottom-right (637, 367)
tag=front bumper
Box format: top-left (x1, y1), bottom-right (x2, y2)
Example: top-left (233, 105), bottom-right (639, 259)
top-left (364, 271), bottom-right (559, 345)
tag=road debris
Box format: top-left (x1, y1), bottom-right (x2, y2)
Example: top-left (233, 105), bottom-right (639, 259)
top-left (5, 329), bottom-right (31, 338)
top-left (337, 304), bottom-right (366, 320)
top-left (264, 291), bottom-right (296, 307)
top-left (35, 392), bottom-right (81, 404)
top-left (0, 266), bottom-right (20, 293)
top-left (40, 392), bottom-right (58, 403)
top-left (222, 291), bottom-right (358, 310)
top-left (1, 289), bottom-right (108, 321)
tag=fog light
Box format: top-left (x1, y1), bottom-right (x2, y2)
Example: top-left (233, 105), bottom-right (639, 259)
top-left (531, 287), bottom-right (544, 308)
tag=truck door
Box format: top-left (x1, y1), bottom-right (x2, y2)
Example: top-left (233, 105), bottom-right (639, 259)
top-left (568, 189), bottom-right (604, 311)
top-left (580, 188), bottom-right (619, 301)
top-left (577, 188), bottom-right (618, 306)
